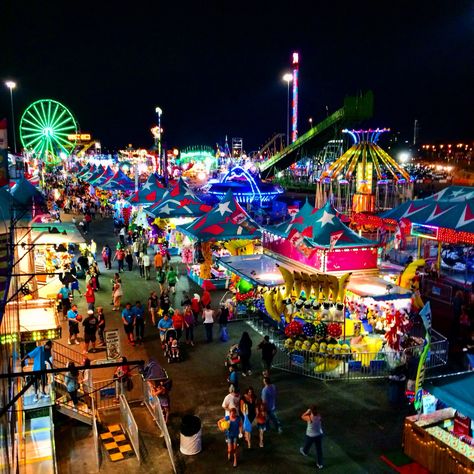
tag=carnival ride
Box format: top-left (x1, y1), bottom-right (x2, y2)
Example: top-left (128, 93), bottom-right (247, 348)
top-left (204, 166), bottom-right (283, 206)
top-left (19, 99), bottom-right (78, 165)
top-left (259, 91), bottom-right (374, 178)
top-left (318, 128), bottom-right (412, 214)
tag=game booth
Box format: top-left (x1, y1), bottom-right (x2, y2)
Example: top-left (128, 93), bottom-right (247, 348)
top-left (403, 372), bottom-right (474, 474)
top-left (217, 199), bottom-right (447, 378)
top-left (177, 190), bottom-right (262, 290)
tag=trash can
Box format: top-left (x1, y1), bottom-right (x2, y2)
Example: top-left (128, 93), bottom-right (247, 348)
top-left (180, 415), bottom-right (201, 455)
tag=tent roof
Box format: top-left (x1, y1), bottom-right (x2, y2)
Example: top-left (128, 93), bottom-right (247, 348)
top-left (177, 189), bottom-right (261, 240)
top-left (90, 166), bottom-right (115, 186)
top-left (425, 372), bottom-right (474, 420)
top-left (11, 178), bottom-right (44, 205)
top-left (100, 169), bottom-right (135, 191)
top-left (426, 186), bottom-right (474, 202)
top-left (267, 199), bottom-right (376, 248)
top-left (85, 165), bottom-right (105, 183)
top-left (128, 174), bottom-right (166, 205)
top-left (0, 188), bottom-right (23, 219)
top-left (147, 177), bottom-right (212, 218)
top-left (76, 164), bottom-right (93, 179)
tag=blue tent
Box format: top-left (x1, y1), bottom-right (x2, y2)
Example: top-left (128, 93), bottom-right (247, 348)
top-left (425, 372), bottom-right (474, 420)
top-left (11, 177), bottom-right (44, 207)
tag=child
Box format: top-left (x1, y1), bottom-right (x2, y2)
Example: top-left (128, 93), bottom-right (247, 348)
top-left (171, 339), bottom-right (179, 358)
top-left (225, 408), bottom-right (243, 468)
top-left (255, 399), bottom-right (268, 448)
top-left (227, 364), bottom-right (239, 389)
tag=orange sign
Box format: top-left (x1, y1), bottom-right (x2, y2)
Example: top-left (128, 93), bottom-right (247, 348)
top-left (67, 134), bottom-right (91, 141)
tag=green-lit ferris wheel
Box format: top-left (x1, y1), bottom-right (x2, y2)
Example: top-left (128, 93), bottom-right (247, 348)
top-left (19, 99), bottom-right (78, 162)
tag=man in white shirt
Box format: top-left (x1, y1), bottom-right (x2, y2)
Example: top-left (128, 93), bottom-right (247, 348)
top-left (142, 253), bottom-right (151, 280)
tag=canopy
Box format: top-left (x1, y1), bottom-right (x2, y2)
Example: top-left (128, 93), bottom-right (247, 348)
top-left (79, 164), bottom-right (98, 181)
top-left (268, 199), bottom-right (376, 248)
top-left (90, 166), bottom-right (115, 186)
top-left (425, 372), bottom-right (474, 420)
top-left (147, 177), bottom-right (212, 218)
top-left (76, 164), bottom-right (93, 179)
top-left (426, 186), bottom-right (474, 202)
top-left (85, 165), bottom-right (105, 183)
top-left (100, 169), bottom-right (135, 191)
top-left (11, 177), bottom-right (44, 206)
top-left (128, 173), bottom-right (166, 205)
top-left (177, 189), bottom-right (261, 241)
top-left (0, 188), bottom-right (23, 220)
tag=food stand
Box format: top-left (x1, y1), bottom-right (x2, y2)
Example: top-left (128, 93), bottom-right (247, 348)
top-left (403, 373), bottom-right (474, 474)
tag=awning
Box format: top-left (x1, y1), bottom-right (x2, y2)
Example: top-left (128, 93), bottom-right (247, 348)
top-left (347, 275), bottom-right (412, 301)
top-left (425, 373), bottom-right (474, 420)
top-left (216, 254), bottom-right (295, 287)
top-left (31, 222), bottom-right (85, 244)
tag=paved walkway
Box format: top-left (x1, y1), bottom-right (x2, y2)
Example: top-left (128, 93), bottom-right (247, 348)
top-left (53, 214), bottom-right (405, 473)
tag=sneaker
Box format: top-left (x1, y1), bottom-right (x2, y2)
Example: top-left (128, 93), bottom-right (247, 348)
top-left (242, 372), bottom-right (247, 377)
top-left (41, 393), bottom-right (49, 399)
top-left (278, 427), bottom-right (283, 434)
top-left (317, 464), bottom-right (323, 469)
top-left (68, 340), bottom-right (72, 345)
top-left (33, 395), bottom-right (39, 403)
top-left (247, 370), bottom-right (252, 375)
top-left (75, 340), bottom-right (80, 345)
top-left (300, 447), bottom-right (307, 457)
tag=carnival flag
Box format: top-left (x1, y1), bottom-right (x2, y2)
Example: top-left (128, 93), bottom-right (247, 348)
top-left (288, 228), bottom-right (304, 247)
top-left (419, 302), bottom-right (432, 333)
top-left (329, 230), bottom-right (344, 252)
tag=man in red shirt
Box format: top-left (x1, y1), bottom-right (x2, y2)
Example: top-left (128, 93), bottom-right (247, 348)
top-left (172, 309), bottom-right (185, 341)
top-left (84, 283), bottom-right (95, 311)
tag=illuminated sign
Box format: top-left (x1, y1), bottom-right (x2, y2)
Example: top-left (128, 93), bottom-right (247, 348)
top-left (67, 134), bottom-right (91, 141)
top-left (411, 223), bottom-right (439, 240)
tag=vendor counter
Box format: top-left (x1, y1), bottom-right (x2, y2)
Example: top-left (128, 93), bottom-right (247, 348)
top-left (403, 409), bottom-right (474, 474)
top-left (187, 265), bottom-right (229, 290)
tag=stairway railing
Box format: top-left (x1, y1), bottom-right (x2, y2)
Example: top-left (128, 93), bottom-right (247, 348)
top-left (53, 340), bottom-right (84, 368)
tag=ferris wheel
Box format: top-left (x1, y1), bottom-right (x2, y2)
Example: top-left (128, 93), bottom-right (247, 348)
top-left (19, 99), bottom-right (78, 160)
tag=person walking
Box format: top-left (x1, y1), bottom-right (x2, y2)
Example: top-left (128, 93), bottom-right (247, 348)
top-left (113, 247), bottom-right (125, 273)
top-left (148, 291), bottom-right (159, 326)
top-left (202, 304), bottom-right (215, 342)
top-left (125, 249), bottom-right (134, 271)
top-left (183, 305), bottom-right (194, 345)
top-left (82, 309), bottom-right (99, 353)
top-left (222, 385), bottom-right (241, 417)
top-left (299, 405), bottom-right (324, 469)
top-left (133, 301), bottom-right (145, 344)
top-left (58, 283), bottom-right (72, 321)
top-left (122, 303), bottom-right (136, 346)
top-left (255, 399), bottom-right (268, 448)
top-left (172, 308), bottom-right (185, 341)
top-left (67, 304), bottom-right (81, 345)
top-left (21, 340), bottom-right (53, 402)
top-left (157, 313), bottom-right (173, 347)
top-left (160, 289), bottom-right (171, 316)
top-left (191, 293), bottom-right (201, 324)
top-left (112, 278), bottom-right (123, 311)
top-left (154, 251), bottom-right (163, 277)
top-left (84, 282), bottom-right (95, 311)
top-left (81, 358), bottom-right (93, 410)
top-left (225, 408), bottom-right (243, 468)
top-left (239, 331), bottom-right (253, 376)
top-left (101, 245), bottom-right (112, 270)
top-left (97, 306), bottom-right (106, 345)
top-left (257, 335), bottom-right (277, 375)
top-left (261, 377), bottom-right (282, 433)
top-left (138, 252), bottom-right (145, 278)
top-left (143, 252), bottom-right (151, 280)
top-left (166, 266), bottom-right (178, 294)
top-left (240, 387), bottom-right (257, 449)
top-left (65, 362), bottom-right (80, 411)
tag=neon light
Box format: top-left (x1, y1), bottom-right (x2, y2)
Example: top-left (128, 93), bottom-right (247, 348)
top-left (291, 51), bottom-right (299, 143)
top-left (411, 223), bottom-right (439, 240)
top-left (20, 99), bottom-right (78, 161)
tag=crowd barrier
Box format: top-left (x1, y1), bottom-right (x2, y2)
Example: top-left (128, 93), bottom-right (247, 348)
top-left (142, 377), bottom-right (177, 474)
top-left (119, 395), bottom-right (140, 463)
top-left (246, 319), bottom-right (449, 381)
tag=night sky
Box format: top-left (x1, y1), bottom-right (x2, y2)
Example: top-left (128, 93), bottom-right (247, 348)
top-left (2, 0), bottom-right (473, 151)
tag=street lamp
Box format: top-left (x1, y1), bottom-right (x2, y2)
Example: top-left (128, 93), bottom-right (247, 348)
top-left (5, 81), bottom-right (17, 154)
top-left (309, 117), bottom-right (313, 130)
top-left (282, 73), bottom-right (293, 147)
top-left (155, 106), bottom-right (162, 174)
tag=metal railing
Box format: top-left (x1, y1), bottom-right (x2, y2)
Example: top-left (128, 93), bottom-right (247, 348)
top-left (53, 341), bottom-right (84, 368)
top-left (246, 320), bottom-right (449, 381)
top-left (93, 373), bottom-right (144, 411)
top-left (119, 395), bottom-right (140, 463)
top-left (142, 377), bottom-right (177, 474)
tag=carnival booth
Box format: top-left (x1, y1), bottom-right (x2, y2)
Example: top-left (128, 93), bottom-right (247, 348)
top-left (99, 169), bottom-right (135, 192)
top-left (146, 178), bottom-right (213, 256)
top-left (11, 177), bottom-right (45, 213)
top-left (89, 165), bottom-right (115, 187)
top-left (127, 173), bottom-right (166, 206)
top-left (264, 200), bottom-right (379, 272)
top-left (177, 190), bottom-right (261, 290)
top-left (403, 373), bottom-right (474, 474)
top-left (84, 165), bottom-right (105, 184)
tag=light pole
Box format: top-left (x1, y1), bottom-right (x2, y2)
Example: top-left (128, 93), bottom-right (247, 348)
top-left (282, 73), bottom-right (293, 147)
top-left (155, 106), bottom-right (162, 175)
top-left (309, 117), bottom-right (313, 130)
top-left (5, 81), bottom-right (17, 154)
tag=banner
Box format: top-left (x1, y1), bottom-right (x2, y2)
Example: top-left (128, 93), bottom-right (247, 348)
top-left (104, 329), bottom-right (121, 359)
top-left (413, 312), bottom-right (432, 412)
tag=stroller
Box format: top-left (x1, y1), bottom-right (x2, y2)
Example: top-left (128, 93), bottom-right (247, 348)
top-left (164, 329), bottom-right (181, 363)
top-left (224, 344), bottom-right (240, 370)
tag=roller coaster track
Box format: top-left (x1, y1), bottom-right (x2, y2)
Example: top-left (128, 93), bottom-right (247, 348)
top-left (259, 91), bottom-right (374, 178)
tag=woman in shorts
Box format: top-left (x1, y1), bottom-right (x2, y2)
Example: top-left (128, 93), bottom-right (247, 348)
top-left (225, 408), bottom-right (243, 468)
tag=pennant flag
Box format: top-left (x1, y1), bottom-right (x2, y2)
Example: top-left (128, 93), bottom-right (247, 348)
top-left (288, 228), bottom-right (304, 247)
top-left (419, 302), bottom-right (432, 333)
top-left (329, 230), bottom-right (344, 251)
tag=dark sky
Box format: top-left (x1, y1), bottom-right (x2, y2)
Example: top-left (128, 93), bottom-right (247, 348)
top-left (2, 0), bottom-right (473, 151)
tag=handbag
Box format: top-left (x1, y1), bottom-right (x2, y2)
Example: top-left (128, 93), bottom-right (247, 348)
top-left (220, 326), bottom-right (229, 342)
